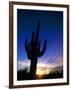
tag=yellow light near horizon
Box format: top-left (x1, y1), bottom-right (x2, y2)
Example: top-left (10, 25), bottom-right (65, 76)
top-left (36, 69), bottom-right (44, 76)
top-left (36, 64), bottom-right (50, 76)
top-left (36, 69), bottom-right (49, 75)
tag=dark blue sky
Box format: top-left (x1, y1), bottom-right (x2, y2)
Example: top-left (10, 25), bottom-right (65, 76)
top-left (17, 9), bottom-right (63, 64)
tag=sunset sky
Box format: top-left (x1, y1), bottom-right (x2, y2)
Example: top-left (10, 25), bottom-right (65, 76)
top-left (17, 9), bottom-right (63, 72)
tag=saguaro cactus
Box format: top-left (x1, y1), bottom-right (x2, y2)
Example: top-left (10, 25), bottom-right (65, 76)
top-left (25, 21), bottom-right (47, 78)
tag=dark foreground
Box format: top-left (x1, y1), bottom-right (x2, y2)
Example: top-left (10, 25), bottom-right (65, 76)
top-left (17, 69), bottom-right (63, 80)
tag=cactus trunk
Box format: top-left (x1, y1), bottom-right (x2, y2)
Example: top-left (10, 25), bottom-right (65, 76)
top-left (30, 57), bottom-right (37, 77)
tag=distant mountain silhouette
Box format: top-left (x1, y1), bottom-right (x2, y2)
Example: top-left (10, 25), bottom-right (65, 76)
top-left (50, 65), bottom-right (63, 73)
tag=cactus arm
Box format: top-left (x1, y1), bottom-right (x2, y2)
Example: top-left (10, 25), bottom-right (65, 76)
top-left (38, 41), bottom-right (40, 50)
top-left (27, 49), bottom-right (31, 60)
top-left (25, 39), bottom-right (31, 59)
top-left (38, 39), bottom-right (47, 57)
top-left (25, 39), bottom-right (31, 50)
top-left (25, 38), bottom-right (28, 51)
top-left (31, 32), bottom-right (35, 48)
top-left (31, 32), bottom-right (35, 43)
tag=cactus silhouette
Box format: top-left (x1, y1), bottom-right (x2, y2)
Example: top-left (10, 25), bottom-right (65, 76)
top-left (25, 21), bottom-right (47, 77)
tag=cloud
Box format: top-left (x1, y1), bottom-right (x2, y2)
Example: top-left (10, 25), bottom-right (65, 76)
top-left (17, 60), bottom-right (31, 72)
top-left (17, 56), bottom-right (63, 73)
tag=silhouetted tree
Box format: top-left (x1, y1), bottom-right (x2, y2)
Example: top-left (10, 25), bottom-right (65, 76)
top-left (25, 21), bottom-right (47, 78)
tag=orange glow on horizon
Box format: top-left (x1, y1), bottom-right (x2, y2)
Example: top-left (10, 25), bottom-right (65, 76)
top-left (36, 63), bottom-right (50, 76)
